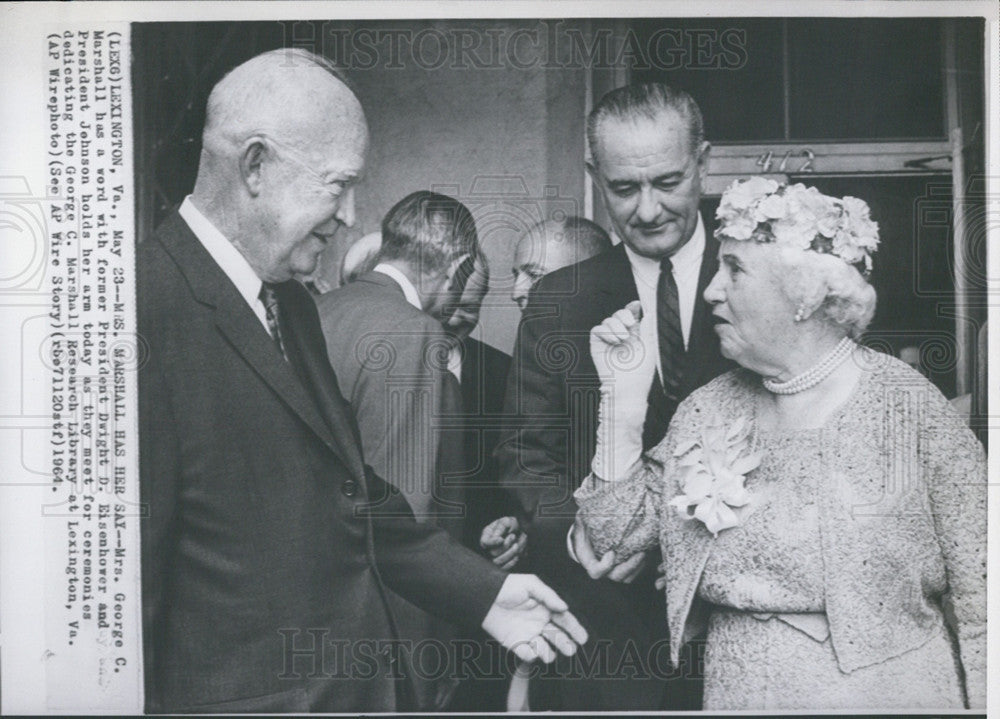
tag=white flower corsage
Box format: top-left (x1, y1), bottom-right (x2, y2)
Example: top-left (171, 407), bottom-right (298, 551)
top-left (667, 415), bottom-right (761, 537)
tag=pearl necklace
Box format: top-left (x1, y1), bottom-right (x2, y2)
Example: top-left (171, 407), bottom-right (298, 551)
top-left (762, 337), bottom-right (855, 395)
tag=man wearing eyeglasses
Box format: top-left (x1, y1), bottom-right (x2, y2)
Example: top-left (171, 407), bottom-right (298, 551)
top-left (138, 49), bottom-right (586, 714)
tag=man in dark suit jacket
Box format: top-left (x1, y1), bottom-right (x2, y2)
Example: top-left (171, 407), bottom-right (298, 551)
top-left (455, 333), bottom-right (518, 550)
top-left (139, 49), bottom-right (585, 714)
top-left (483, 216), bottom-right (614, 570)
top-left (318, 192), bottom-right (478, 542)
top-left (495, 83), bottom-right (733, 711)
top-left (438, 253), bottom-right (520, 555)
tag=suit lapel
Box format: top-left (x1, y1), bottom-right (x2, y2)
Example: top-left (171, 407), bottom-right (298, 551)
top-left (459, 337), bottom-right (478, 413)
top-left (592, 243), bottom-right (640, 312)
top-left (276, 281), bottom-right (368, 477)
top-left (155, 212), bottom-right (344, 460)
top-left (689, 231), bottom-right (720, 352)
top-left (681, 230), bottom-right (725, 395)
top-left (213, 296), bottom-right (341, 453)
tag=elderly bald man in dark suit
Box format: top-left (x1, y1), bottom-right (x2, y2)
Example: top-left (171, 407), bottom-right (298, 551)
top-left (138, 48), bottom-right (585, 714)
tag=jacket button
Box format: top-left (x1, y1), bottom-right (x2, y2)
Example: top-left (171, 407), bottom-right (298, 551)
top-left (342, 479), bottom-right (358, 497)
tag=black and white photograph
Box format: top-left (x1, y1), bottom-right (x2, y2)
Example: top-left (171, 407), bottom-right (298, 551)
top-left (0, 2), bottom-right (995, 715)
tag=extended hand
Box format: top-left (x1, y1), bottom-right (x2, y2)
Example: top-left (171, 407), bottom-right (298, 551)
top-left (480, 516), bottom-right (528, 571)
top-left (589, 300), bottom-right (653, 388)
top-left (570, 516), bottom-right (649, 583)
top-left (481, 574), bottom-right (588, 663)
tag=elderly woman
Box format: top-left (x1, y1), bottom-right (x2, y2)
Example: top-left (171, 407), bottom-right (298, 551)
top-left (573, 178), bottom-right (986, 710)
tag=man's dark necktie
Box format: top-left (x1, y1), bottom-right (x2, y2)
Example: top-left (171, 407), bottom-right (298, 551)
top-left (258, 282), bottom-right (332, 430)
top-left (259, 282), bottom-right (288, 361)
top-left (643, 257), bottom-right (685, 448)
top-left (657, 257), bottom-right (684, 404)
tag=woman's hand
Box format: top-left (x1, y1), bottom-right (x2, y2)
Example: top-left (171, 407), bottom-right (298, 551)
top-left (589, 301), bottom-right (656, 481)
top-left (480, 516), bottom-right (528, 571)
top-left (570, 516), bottom-right (649, 583)
top-left (654, 561), bottom-right (666, 591)
top-left (589, 300), bottom-right (655, 388)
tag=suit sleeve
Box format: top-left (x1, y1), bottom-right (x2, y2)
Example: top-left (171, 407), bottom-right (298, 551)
top-left (495, 287), bottom-right (589, 550)
top-left (363, 467), bottom-right (507, 630)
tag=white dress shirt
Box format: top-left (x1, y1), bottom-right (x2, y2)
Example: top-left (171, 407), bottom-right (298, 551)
top-left (373, 263), bottom-right (463, 383)
top-left (178, 196), bottom-right (272, 335)
top-left (621, 213), bottom-right (706, 380)
top-left (373, 263), bottom-right (422, 309)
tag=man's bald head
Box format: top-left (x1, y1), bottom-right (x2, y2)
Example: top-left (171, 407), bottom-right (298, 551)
top-left (511, 216), bottom-right (612, 310)
top-left (191, 49), bottom-right (369, 283)
top-left (202, 49), bottom-right (366, 159)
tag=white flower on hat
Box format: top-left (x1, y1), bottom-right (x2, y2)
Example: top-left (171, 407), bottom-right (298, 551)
top-left (714, 177), bottom-right (879, 274)
top-left (754, 193), bottom-right (788, 222)
top-left (724, 176), bottom-right (779, 212)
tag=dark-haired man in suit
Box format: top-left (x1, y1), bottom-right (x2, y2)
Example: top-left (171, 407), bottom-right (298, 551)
top-left (138, 49), bottom-right (586, 714)
top-left (496, 82), bottom-right (733, 711)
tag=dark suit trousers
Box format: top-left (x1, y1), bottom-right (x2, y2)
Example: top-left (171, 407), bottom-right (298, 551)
top-left (523, 518), bottom-right (703, 711)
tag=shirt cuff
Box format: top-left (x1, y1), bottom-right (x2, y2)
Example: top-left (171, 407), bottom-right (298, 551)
top-left (566, 523), bottom-right (580, 564)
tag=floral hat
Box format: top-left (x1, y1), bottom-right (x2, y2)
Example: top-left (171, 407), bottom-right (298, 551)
top-left (715, 176), bottom-right (880, 276)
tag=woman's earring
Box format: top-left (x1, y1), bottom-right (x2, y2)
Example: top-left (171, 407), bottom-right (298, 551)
top-left (794, 306), bottom-right (807, 322)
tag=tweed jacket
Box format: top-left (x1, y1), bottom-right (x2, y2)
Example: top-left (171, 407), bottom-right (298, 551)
top-left (576, 356), bottom-right (986, 708)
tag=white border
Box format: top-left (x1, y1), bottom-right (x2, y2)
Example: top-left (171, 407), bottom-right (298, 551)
top-left (1, 1), bottom-right (996, 714)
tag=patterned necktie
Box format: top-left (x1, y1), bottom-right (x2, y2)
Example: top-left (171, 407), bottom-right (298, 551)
top-left (259, 282), bottom-right (288, 361)
top-left (656, 256), bottom-right (684, 405)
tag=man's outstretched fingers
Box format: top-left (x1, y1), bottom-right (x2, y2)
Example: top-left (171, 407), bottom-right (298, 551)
top-left (550, 609), bottom-right (588, 646)
top-left (541, 622), bottom-right (579, 657)
top-left (523, 575), bottom-right (568, 613)
top-left (529, 634), bottom-right (556, 664)
top-left (510, 640), bottom-right (538, 664)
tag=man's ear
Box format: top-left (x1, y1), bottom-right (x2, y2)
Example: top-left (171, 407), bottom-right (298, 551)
top-left (445, 253), bottom-right (471, 285)
top-left (696, 141), bottom-right (712, 182)
top-left (239, 137), bottom-right (268, 197)
top-left (585, 160), bottom-right (599, 185)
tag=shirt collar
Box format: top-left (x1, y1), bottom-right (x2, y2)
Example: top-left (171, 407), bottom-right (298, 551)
top-left (621, 213), bottom-right (706, 282)
top-left (179, 196), bottom-right (263, 308)
top-left (672, 213), bottom-right (706, 275)
top-left (372, 263), bottom-right (422, 310)
top-left (372, 263), bottom-right (461, 381)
